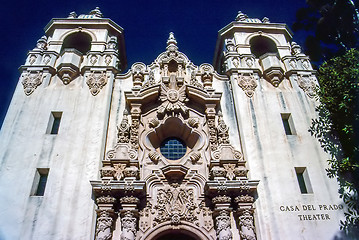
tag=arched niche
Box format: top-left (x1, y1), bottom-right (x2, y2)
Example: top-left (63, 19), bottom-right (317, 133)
top-left (60, 32), bottom-right (92, 54)
top-left (249, 35), bottom-right (278, 58)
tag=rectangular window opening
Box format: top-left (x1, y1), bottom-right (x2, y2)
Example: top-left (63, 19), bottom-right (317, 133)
top-left (47, 112), bottom-right (62, 134)
top-left (31, 168), bottom-right (49, 196)
top-left (295, 167), bottom-right (313, 194)
top-left (281, 113), bottom-right (295, 135)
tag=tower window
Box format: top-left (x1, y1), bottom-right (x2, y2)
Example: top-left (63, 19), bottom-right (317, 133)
top-left (31, 168), bottom-right (49, 196)
top-left (295, 167), bottom-right (313, 194)
top-left (47, 112), bottom-right (62, 134)
top-left (61, 32), bottom-right (92, 54)
top-left (281, 113), bottom-right (295, 135)
top-left (250, 36), bottom-right (278, 58)
top-left (160, 137), bottom-right (187, 160)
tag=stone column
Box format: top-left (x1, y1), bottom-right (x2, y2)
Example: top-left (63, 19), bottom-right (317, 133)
top-left (95, 209), bottom-right (115, 240)
top-left (120, 196), bottom-right (140, 240)
top-left (235, 195), bottom-right (257, 240)
top-left (212, 195), bottom-right (233, 240)
top-left (120, 211), bottom-right (137, 240)
top-left (95, 195), bottom-right (116, 240)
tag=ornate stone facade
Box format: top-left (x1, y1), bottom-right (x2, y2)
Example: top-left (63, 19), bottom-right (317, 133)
top-left (0, 8), bottom-right (345, 240)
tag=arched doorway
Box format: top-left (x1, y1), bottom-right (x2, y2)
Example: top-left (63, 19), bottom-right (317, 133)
top-left (154, 230), bottom-right (199, 240)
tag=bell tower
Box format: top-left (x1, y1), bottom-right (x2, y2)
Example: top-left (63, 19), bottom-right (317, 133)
top-left (0, 7), bottom-right (126, 240)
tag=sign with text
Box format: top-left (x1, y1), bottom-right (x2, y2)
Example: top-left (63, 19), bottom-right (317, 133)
top-left (279, 204), bottom-right (344, 221)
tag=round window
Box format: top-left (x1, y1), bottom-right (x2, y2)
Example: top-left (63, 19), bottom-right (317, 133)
top-left (160, 137), bottom-right (187, 160)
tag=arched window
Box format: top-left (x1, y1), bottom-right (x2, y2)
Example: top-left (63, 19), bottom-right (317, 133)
top-left (250, 36), bottom-right (278, 58)
top-left (61, 32), bottom-right (92, 54)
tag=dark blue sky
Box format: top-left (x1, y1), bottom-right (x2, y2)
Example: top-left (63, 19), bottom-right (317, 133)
top-left (0, 0), bottom-right (307, 127)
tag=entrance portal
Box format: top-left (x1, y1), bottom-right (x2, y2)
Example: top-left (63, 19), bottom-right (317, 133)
top-left (155, 231), bottom-right (199, 240)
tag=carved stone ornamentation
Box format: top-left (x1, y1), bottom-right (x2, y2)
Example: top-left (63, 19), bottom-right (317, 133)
top-left (96, 196), bottom-right (116, 204)
top-left (158, 84), bottom-right (188, 117)
top-left (114, 164), bottom-right (126, 180)
top-left (189, 71), bottom-right (203, 89)
top-left (34, 36), bottom-right (48, 50)
top-left (189, 151), bottom-right (201, 164)
top-left (117, 111), bottom-right (130, 143)
top-left (22, 71), bottom-right (43, 96)
top-left (124, 166), bottom-right (139, 179)
top-left (207, 118), bottom-right (218, 151)
top-left (95, 210), bottom-right (114, 240)
top-left (215, 210), bottom-right (232, 240)
top-left (142, 71), bottom-right (156, 89)
top-left (107, 36), bottom-right (117, 50)
top-left (212, 195), bottom-right (231, 204)
top-left (130, 106), bottom-right (141, 151)
top-left (211, 166), bottom-right (226, 178)
top-left (101, 166), bottom-right (115, 178)
top-left (217, 112), bottom-right (230, 145)
top-left (148, 151), bottom-right (161, 164)
top-left (297, 74), bottom-right (316, 98)
top-left (120, 211), bottom-right (137, 240)
top-left (86, 71), bottom-right (108, 96)
top-left (237, 73), bottom-right (257, 98)
top-left (238, 209), bottom-right (257, 240)
top-left (139, 202), bottom-right (153, 232)
top-left (120, 196), bottom-right (140, 204)
top-left (235, 195), bottom-right (254, 203)
top-left (154, 187), bottom-right (197, 225)
top-left (223, 164), bottom-right (236, 180)
top-left (187, 118), bottom-right (199, 128)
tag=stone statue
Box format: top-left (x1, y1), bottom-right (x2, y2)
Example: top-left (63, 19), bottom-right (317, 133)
top-left (95, 211), bottom-right (113, 240)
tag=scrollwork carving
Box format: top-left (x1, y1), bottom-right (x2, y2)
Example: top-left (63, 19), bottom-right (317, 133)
top-left (237, 73), bottom-right (257, 98)
top-left (86, 71), bottom-right (108, 96)
top-left (154, 187), bottom-right (197, 225)
top-left (22, 71), bottom-right (43, 96)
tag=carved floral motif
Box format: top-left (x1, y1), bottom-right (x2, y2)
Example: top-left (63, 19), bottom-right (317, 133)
top-left (114, 164), bottom-right (126, 180)
top-left (86, 71), bottom-right (108, 96)
top-left (22, 71), bottom-right (43, 96)
top-left (158, 84), bottom-right (188, 117)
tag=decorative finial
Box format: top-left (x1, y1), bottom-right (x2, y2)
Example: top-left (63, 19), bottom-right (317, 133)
top-left (166, 32), bottom-right (178, 51)
top-left (291, 42), bottom-right (303, 56)
top-left (34, 36), bottom-right (47, 50)
top-left (89, 7), bottom-right (103, 18)
top-left (68, 11), bottom-right (77, 18)
top-left (167, 32), bottom-right (177, 46)
top-left (262, 17), bottom-right (270, 23)
top-left (106, 36), bottom-right (118, 50)
top-left (235, 11), bottom-right (248, 21)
